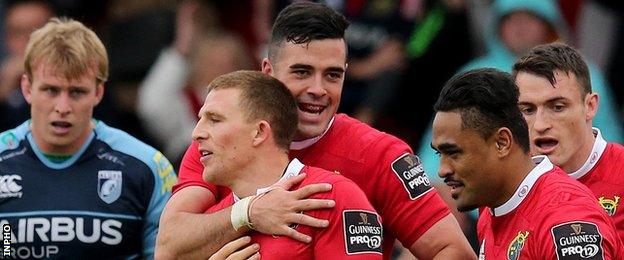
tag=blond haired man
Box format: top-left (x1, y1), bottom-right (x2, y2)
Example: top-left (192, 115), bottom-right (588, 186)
top-left (0, 18), bottom-right (175, 259)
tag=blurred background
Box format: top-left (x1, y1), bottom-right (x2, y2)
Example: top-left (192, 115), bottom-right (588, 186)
top-left (1, 0), bottom-right (623, 257)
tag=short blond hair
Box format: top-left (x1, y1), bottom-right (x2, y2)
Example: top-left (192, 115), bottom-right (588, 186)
top-left (24, 17), bottom-right (108, 84)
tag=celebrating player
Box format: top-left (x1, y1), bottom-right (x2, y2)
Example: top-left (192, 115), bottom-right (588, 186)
top-left (432, 68), bottom-right (622, 259)
top-left (514, 42), bottom-right (624, 241)
top-left (193, 70), bottom-right (383, 259)
top-left (0, 18), bottom-right (176, 258)
top-left (157, 2), bottom-right (473, 259)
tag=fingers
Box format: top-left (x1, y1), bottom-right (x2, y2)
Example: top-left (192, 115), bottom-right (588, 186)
top-left (226, 242), bottom-right (260, 260)
top-left (210, 236), bottom-right (256, 260)
top-left (294, 198), bottom-right (335, 211)
top-left (282, 226), bottom-right (312, 243)
top-left (274, 173), bottom-right (307, 190)
top-left (247, 252), bottom-right (260, 260)
top-left (289, 212), bottom-right (329, 228)
top-left (292, 183), bottom-right (332, 199)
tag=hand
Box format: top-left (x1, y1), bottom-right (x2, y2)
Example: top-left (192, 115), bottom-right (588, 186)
top-left (173, 0), bottom-right (200, 56)
top-left (209, 236), bottom-right (260, 260)
top-left (248, 173), bottom-right (335, 242)
top-left (0, 55), bottom-right (24, 100)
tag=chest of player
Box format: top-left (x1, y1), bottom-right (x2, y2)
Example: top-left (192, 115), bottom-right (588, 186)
top-left (479, 214), bottom-right (535, 260)
top-left (0, 149), bottom-right (150, 259)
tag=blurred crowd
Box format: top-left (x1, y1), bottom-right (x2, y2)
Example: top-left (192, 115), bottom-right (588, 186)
top-left (1, 0), bottom-right (623, 167)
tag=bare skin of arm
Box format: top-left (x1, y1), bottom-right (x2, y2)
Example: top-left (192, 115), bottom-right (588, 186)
top-left (409, 214), bottom-right (477, 260)
top-left (155, 174), bottom-right (335, 259)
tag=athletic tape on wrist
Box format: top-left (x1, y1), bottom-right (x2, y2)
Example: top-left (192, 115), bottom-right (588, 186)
top-left (231, 196), bottom-right (254, 231)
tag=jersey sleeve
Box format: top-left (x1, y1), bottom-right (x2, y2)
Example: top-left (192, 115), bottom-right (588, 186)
top-left (532, 204), bottom-right (622, 259)
top-left (173, 141), bottom-right (219, 196)
top-left (310, 179), bottom-right (382, 259)
top-left (142, 151), bottom-right (177, 258)
top-left (365, 136), bottom-right (450, 248)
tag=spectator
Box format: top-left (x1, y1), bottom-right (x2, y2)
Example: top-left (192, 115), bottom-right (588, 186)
top-left (0, 0), bottom-right (54, 130)
top-left (137, 0), bottom-right (252, 163)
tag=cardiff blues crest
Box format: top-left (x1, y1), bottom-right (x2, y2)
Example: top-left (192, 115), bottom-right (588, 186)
top-left (98, 170), bottom-right (122, 204)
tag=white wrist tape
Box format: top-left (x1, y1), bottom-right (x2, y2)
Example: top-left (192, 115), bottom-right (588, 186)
top-left (231, 196), bottom-right (254, 231)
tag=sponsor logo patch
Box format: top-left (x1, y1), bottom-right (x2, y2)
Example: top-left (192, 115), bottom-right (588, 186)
top-left (97, 171), bottom-right (122, 204)
top-left (598, 196), bottom-right (619, 216)
top-left (551, 221), bottom-right (603, 259)
top-left (0, 174), bottom-right (22, 199)
top-left (508, 231), bottom-right (529, 260)
top-left (391, 153), bottom-right (432, 200)
top-left (343, 210), bottom-right (382, 255)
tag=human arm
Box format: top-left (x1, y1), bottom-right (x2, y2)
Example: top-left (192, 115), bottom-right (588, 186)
top-left (532, 204), bottom-right (622, 259)
top-left (367, 137), bottom-right (475, 259)
top-left (156, 144), bottom-right (336, 258)
top-left (409, 214), bottom-right (475, 259)
top-left (313, 179), bottom-right (383, 259)
top-left (143, 151), bottom-right (178, 259)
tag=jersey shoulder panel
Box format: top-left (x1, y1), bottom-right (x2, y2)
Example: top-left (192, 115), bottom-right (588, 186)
top-left (0, 121), bottom-right (30, 153)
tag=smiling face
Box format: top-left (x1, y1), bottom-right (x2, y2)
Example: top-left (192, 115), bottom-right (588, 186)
top-left (192, 88), bottom-right (256, 186)
top-left (22, 61), bottom-right (103, 155)
top-left (516, 70), bottom-right (597, 172)
top-left (432, 111), bottom-right (502, 212)
top-left (262, 39), bottom-right (347, 141)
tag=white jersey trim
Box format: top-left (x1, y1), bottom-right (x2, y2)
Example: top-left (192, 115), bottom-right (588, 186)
top-left (569, 127), bottom-right (608, 180)
top-left (492, 155), bottom-right (554, 217)
top-left (233, 158), bottom-right (305, 202)
top-left (290, 117), bottom-right (335, 150)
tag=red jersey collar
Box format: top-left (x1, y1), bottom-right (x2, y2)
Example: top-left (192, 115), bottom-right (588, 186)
top-left (233, 158), bottom-right (305, 202)
top-left (289, 117), bottom-right (336, 151)
top-left (492, 155), bottom-right (554, 217)
top-left (569, 127), bottom-right (608, 180)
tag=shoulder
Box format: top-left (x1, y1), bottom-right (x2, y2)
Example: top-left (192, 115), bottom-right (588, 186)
top-left (94, 121), bottom-right (175, 182)
top-left (94, 121), bottom-right (162, 164)
top-left (330, 114), bottom-right (411, 157)
top-left (0, 121), bottom-right (30, 154)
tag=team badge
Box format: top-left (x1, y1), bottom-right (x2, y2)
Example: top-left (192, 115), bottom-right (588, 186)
top-left (551, 221), bottom-right (603, 259)
top-left (391, 153), bottom-right (432, 200)
top-left (343, 210), bottom-right (383, 255)
top-left (98, 170), bottom-right (122, 204)
top-left (598, 196), bottom-right (619, 216)
top-left (507, 231), bottom-right (529, 260)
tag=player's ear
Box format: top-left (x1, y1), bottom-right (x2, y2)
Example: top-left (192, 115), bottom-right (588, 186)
top-left (252, 120), bottom-right (271, 147)
top-left (261, 58), bottom-right (274, 76)
top-left (21, 74), bottom-right (33, 104)
top-left (494, 127), bottom-right (512, 157)
top-left (584, 92), bottom-right (598, 122)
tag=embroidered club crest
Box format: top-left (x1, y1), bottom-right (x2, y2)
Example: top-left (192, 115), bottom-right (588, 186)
top-left (598, 196), bottom-right (620, 216)
top-left (508, 231), bottom-right (529, 260)
top-left (98, 170), bottom-right (122, 204)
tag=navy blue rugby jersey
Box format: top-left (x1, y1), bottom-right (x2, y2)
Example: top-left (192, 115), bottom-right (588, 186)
top-left (0, 120), bottom-right (177, 259)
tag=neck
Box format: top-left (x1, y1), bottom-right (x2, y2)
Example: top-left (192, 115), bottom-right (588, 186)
top-left (230, 148), bottom-right (291, 198)
top-left (491, 152), bottom-right (536, 208)
top-left (561, 127), bottom-right (596, 173)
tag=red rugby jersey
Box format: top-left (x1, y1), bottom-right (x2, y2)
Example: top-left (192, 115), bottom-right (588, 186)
top-left (477, 156), bottom-right (622, 259)
top-left (207, 159), bottom-right (383, 259)
top-left (174, 114), bottom-right (450, 257)
top-left (569, 128), bottom-right (624, 242)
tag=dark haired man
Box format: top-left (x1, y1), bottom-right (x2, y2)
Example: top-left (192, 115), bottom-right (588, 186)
top-left (514, 43), bottom-right (624, 242)
top-left (157, 2), bottom-right (473, 259)
top-left (432, 68), bottom-right (622, 259)
top-left (192, 70), bottom-right (382, 259)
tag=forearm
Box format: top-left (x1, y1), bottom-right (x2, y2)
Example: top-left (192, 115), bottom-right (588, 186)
top-left (409, 215), bottom-right (476, 260)
top-left (156, 206), bottom-right (247, 259)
